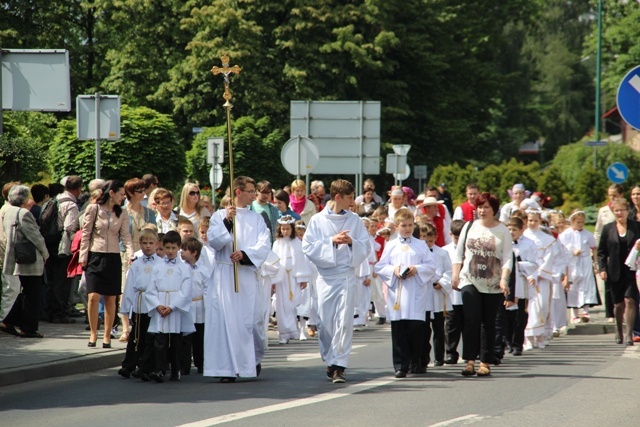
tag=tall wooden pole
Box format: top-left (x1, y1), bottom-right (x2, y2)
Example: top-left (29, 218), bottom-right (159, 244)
top-left (211, 54), bottom-right (241, 292)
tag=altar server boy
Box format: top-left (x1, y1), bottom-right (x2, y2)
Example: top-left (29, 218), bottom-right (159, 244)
top-left (375, 209), bottom-right (437, 378)
top-left (119, 229), bottom-right (162, 379)
top-left (145, 231), bottom-right (193, 382)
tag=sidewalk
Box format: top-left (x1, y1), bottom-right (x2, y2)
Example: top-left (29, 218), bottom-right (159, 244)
top-left (1, 306), bottom-right (615, 389)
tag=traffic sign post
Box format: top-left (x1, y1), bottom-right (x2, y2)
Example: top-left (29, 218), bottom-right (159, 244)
top-left (414, 165), bottom-right (427, 193)
top-left (617, 65), bottom-right (640, 131)
top-left (207, 137), bottom-right (224, 165)
top-left (607, 162), bottom-right (629, 184)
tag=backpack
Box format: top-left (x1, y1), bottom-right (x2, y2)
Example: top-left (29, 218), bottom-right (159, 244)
top-left (39, 196), bottom-right (74, 246)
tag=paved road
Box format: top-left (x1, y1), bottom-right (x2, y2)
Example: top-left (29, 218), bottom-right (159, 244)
top-left (0, 324), bottom-right (636, 427)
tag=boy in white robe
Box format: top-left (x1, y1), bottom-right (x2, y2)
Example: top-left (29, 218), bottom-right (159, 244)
top-left (375, 209), bottom-right (437, 377)
top-left (204, 176), bottom-right (271, 383)
top-left (179, 237), bottom-right (210, 375)
top-left (420, 223), bottom-right (452, 367)
top-left (354, 218), bottom-right (376, 328)
top-left (443, 220), bottom-right (465, 364)
top-left (144, 231), bottom-right (193, 382)
top-left (119, 229), bottom-right (161, 379)
top-left (302, 179), bottom-right (371, 383)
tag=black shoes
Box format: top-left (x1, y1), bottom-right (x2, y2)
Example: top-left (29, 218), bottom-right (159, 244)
top-left (118, 368), bottom-right (131, 378)
top-left (256, 363), bottom-right (262, 377)
top-left (326, 366), bottom-right (335, 380)
top-left (149, 371), bottom-right (164, 383)
top-left (444, 357), bottom-right (458, 365)
top-left (87, 341), bottom-right (97, 348)
top-left (512, 348), bottom-right (523, 356)
top-left (102, 342), bottom-right (111, 349)
top-left (394, 370), bottom-right (407, 378)
top-left (332, 369), bottom-right (346, 383)
top-left (376, 317), bottom-right (387, 325)
top-left (433, 361), bottom-right (444, 367)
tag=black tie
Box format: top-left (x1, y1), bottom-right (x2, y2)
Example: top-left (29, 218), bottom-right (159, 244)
top-left (143, 256), bottom-right (154, 263)
top-left (513, 240), bottom-right (518, 245)
top-left (400, 237), bottom-right (411, 243)
top-left (165, 258), bottom-right (177, 264)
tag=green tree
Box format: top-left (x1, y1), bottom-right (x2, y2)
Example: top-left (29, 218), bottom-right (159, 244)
top-left (0, 135), bottom-right (47, 183)
top-left (537, 164), bottom-right (569, 208)
top-left (50, 105), bottom-right (185, 189)
top-left (185, 116), bottom-right (288, 190)
top-left (574, 164), bottom-right (608, 206)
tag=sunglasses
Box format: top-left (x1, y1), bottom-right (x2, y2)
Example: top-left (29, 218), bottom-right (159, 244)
top-left (189, 191), bottom-right (200, 196)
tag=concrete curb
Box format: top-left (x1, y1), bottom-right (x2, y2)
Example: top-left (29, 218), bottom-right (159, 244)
top-left (0, 350), bottom-right (124, 388)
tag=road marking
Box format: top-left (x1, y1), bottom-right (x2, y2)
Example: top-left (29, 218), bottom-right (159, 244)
top-left (175, 377), bottom-right (395, 427)
top-left (428, 414), bottom-right (483, 426)
top-left (285, 344), bottom-right (367, 362)
top-left (622, 344), bottom-right (640, 359)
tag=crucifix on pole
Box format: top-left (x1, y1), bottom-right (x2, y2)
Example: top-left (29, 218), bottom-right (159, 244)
top-left (211, 54), bottom-right (242, 293)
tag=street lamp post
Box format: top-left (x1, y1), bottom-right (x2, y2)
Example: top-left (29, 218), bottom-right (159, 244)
top-left (594, 0), bottom-right (603, 169)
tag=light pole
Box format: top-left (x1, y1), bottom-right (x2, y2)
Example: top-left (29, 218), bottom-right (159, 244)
top-left (594, 0), bottom-right (603, 169)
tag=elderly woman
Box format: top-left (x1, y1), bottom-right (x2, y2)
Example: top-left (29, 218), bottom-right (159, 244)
top-left (80, 180), bottom-right (134, 348)
top-left (452, 192), bottom-right (512, 377)
top-left (0, 185), bottom-right (49, 338)
top-left (289, 179), bottom-right (316, 226)
top-left (177, 182), bottom-right (211, 232)
top-left (598, 198), bottom-right (639, 346)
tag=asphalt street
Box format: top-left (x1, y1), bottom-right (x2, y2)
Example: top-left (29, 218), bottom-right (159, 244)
top-left (1, 324), bottom-right (637, 427)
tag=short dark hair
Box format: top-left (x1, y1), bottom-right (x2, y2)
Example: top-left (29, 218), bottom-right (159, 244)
top-left (48, 183), bottom-right (64, 199)
top-left (330, 179), bottom-right (355, 199)
top-left (234, 176), bottom-right (255, 191)
top-left (163, 230), bottom-right (182, 246)
top-left (30, 183), bottom-right (49, 203)
top-left (450, 219), bottom-right (465, 237)
top-left (274, 190), bottom-right (290, 206)
top-left (507, 217), bottom-right (524, 230)
top-left (476, 192), bottom-right (499, 214)
top-left (65, 175), bottom-right (83, 191)
top-left (181, 236), bottom-right (202, 259)
top-left (466, 183), bottom-right (479, 191)
top-left (124, 178), bottom-right (145, 201)
top-left (142, 174), bottom-right (158, 189)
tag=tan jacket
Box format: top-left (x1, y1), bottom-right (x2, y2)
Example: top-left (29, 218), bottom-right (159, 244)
top-left (2, 206), bottom-right (49, 276)
top-left (79, 203), bottom-right (134, 264)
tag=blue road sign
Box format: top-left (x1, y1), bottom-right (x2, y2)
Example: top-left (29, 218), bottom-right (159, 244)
top-left (607, 162), bottom-right (629, 184)
top-left (584, 140), bottom-right (607, 147)
top-left (192, 127), bottom-right (204, 134)
top-left (617, 65), bottom-right (640, 130)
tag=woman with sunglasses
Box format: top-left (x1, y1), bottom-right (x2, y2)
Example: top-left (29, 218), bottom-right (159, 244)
top-left (178, 182), bottom-right (211, 233)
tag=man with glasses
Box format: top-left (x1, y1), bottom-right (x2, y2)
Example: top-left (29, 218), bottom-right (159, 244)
top-left (154, 189), bottom-right (178, 233)
top-left (204, 176), bottom-right (271, 383)
top-left (249, 180), bottom-right (280, 244)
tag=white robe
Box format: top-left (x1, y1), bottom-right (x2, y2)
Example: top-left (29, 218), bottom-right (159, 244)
top-left (272, 237), bottom-right (311, 340)
top-left (523, 228), bottom-right (558, 339)
top-left (431, 245), bottom-right (452, 314)
top-left (204, 207), bottom-right (271, 378)
top-left (374, 237), bottom-right (438, 321)
top-left (120, 255), bottom-right (161, 317)
top-left (145, 259), bottom-right (193, 334)
top-left (354, 237), bottom-right (376, 326)
top-left (302, 207), bottom-right (370, 368)
top-left (189, 257), bottom-right (211, 324)
top-left (258, 251), bottom-right (282, 348)
top-left (558, 228), bottom-right (599, 308)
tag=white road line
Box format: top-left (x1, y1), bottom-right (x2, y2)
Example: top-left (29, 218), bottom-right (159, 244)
top-left (175, 377), bottom-right (395, 427)
top-left (285, 344), bottom-right (367, 362)
top-left (427, 414), bottom-right (483, 427)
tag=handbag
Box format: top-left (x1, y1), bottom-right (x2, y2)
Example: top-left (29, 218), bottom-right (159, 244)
top-left (14, 209), bottom-right (37, 264)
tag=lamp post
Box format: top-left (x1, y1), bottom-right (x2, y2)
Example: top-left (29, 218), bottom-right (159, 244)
top-left (594, 0), bottom-right (603, 169)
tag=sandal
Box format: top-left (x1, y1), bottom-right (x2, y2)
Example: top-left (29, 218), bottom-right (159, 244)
top-left (477, 363), bottom-right (491, 377)
top-left (119, 332), bottom-right (130, 342)
top-left (461, 362), bottom-right (476, 377)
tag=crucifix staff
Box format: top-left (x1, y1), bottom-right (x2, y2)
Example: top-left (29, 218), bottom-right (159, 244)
top-left (211, 54), bottom-right (242, 293)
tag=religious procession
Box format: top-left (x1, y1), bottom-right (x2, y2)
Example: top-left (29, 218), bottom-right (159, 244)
top-left (3, 172), bottom-right (638, 386)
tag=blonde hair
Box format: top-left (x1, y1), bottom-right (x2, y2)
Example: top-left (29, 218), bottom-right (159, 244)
top-left (290, 179), bottom-right (306, 191)
top-left (179, 182), bottom-right (203, 214)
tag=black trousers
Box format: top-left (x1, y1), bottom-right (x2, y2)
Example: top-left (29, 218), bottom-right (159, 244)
top-left (121, 313), bottom-right (151, 371)
top-left (4, 275), bottom-right (43, 333)
top-left (153, 333), bottom-right (182, 375)
top-left (426, 312), bottom-right (445, 364)
top-left (461, 286), bottom-right (502, 363)
top-left (179, 323), bottom-right (205, 373)
top-left (139, 332), bottom-right (157, 374)
top-left (391, 319), bottom-right (427, 372)
top-left (445, 304), bottom-right (464, 361)
top-left (494, 298), bottom-right (509, 359)
top-left (45, 254), bottom-right (72, 320)
top-left (604, 281), bottom-right (614, 318)
top-left (511, 298), bottom-right (528, 350)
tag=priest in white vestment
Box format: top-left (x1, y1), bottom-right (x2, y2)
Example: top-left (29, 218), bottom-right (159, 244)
top-left (203, 176), bottom-right (271, 382)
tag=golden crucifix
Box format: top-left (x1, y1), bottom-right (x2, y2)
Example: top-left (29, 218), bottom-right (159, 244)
top-left (211, 54), bottom-right (242, 293)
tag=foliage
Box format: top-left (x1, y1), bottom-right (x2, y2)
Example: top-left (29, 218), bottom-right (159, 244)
top-left (573, 165), bottom-right (609, 207)
top-left (537, 164), bottom-right (569, 208)
top-left (0, 134), bottom-right (47, 183)
top-left (49, 105), bottom-right (185, 189)
top-left (185, 116), bottom-right (288, 190)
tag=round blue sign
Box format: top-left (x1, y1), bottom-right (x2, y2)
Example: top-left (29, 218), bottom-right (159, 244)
top-left (617, 65), bottom-right (640, 131)
top-left (606, 162), bottom-right (629, 184)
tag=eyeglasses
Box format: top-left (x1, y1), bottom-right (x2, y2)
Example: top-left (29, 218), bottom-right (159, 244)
top-left (158, 201), bottom-right (173, 207)
top-left (134, 189), bottom-right (145, 194)
top-left (189, 191), bottom-right (200, 196)
top-left (242, 190), bottom-right (257, 195)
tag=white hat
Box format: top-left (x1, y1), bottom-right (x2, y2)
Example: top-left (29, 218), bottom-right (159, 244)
top-left (422, 196), bottom-right (444, 206)
top-left (519, 198), bottom-right (540, 210)
top-left (416, 194), bottom-right (426, 204)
